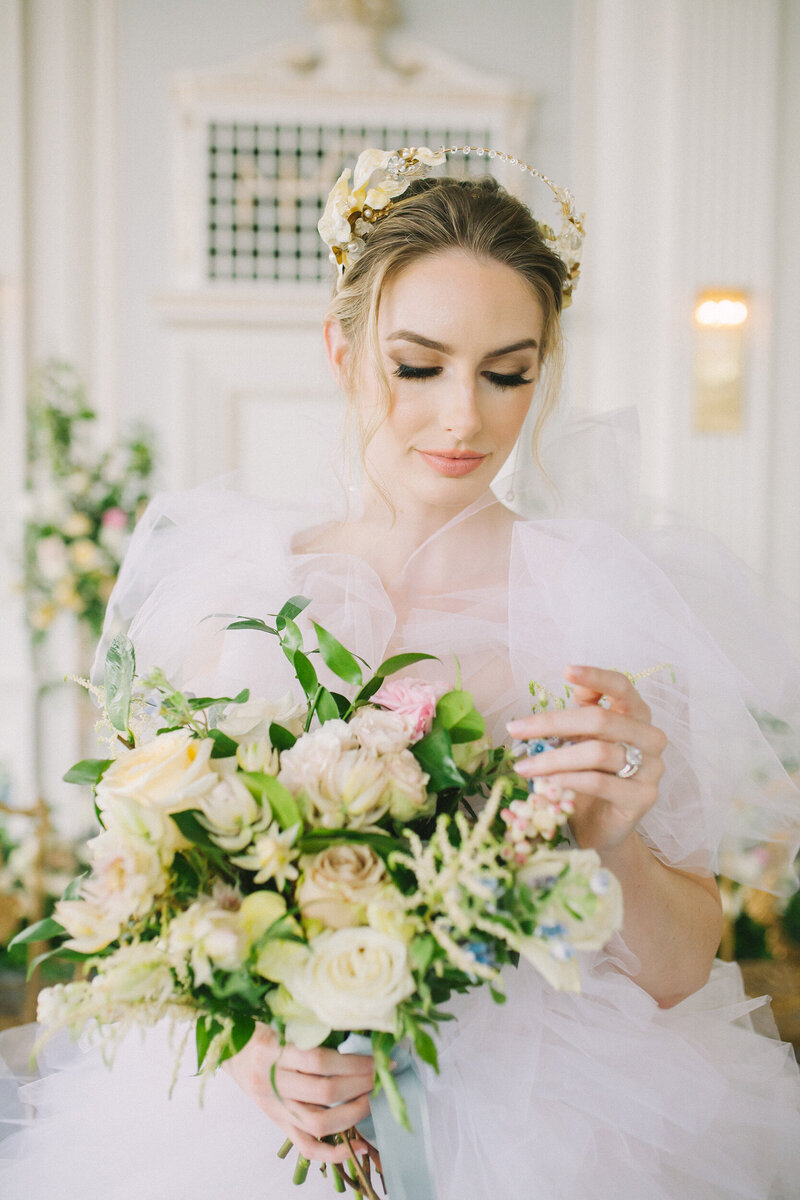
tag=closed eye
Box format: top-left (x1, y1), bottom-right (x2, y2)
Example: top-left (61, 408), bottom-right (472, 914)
top-left (393, 363), bottom-right (441, 380)
top-left (393, 363), bottom-right (533, 389)
top-left (484, 371), bottom-right (533, 390)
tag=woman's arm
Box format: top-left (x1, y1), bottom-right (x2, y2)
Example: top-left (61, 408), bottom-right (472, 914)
top-left (508, 665), bottom-right (723, 1008)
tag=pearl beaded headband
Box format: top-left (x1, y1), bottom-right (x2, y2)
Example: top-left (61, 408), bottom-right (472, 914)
top-left (317, 144), bottom-right (585, 304)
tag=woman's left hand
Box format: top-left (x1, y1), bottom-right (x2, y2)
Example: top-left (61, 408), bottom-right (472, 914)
top-left (507, 665), bottom-right (668, 855)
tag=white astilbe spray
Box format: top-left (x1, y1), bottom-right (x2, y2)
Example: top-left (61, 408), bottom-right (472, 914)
top-left (390, 780), bottom-right (515, 981)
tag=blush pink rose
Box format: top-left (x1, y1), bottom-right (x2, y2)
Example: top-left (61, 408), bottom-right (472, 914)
top-left (101, 506), bottom-right (129, 530)
top-left (372, 678), bottom-right (446, 742)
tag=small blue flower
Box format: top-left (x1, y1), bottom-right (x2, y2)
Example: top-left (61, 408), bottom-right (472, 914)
top-left (535, 921), bottom-right (568, 940)
top-left (590, 869), bottom-right (610, 895)
top-left (549, 940), bottom-right (575, 962)
top-left (467, 941), bottom-right (497, 966)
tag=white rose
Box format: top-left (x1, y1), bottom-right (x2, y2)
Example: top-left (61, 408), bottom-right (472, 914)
top-left (96, 730), bottom-right (218, 815)
top-left (381, 750), bottom-right (432, 822)
top-left (284, 927), bottom-right (414, 1033)
top-left (349, 708), bottom-right (414, 755)
top-left (197, 776), bottom-right (262, 852)
top-left (218, 693), bottom-right (307, 740)
top-left (297, 844), bottom-right (387, 928)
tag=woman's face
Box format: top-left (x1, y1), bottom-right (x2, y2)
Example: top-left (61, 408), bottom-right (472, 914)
top-left (340, 249), bottom-right (546, 518)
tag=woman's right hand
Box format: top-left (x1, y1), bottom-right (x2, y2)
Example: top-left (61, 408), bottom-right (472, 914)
top-left (223, 1023), bottom-right (374, 1163)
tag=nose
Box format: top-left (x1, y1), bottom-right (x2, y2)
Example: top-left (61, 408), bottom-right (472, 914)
top-left (440, 376), bottom-right (482, 443)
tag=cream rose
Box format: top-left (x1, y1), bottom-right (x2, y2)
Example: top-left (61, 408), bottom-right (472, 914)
top-left (348, 707), bottom-right (414, 755)
top-left (83, 828), bottom-right (168, 921)
top-left (366, 884), bottom-right (420, 945)
top-left (96, 730), bottom-right (218, 815)
top-left (520, 849), bottom-right (624, 950)
top-left (297, 844), bottom-right (387, 929)
top-left (54, 897), bottom-right (122, 954)
top-left (279, 728), bottom-right (389, 829)
top-left (382, 750), bottom-right (432, 822)
top-left (284, 927), bottom-right (414, 1033)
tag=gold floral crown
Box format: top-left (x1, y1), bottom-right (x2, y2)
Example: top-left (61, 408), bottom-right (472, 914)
top-left (317, 144), bottom-right (585, 304)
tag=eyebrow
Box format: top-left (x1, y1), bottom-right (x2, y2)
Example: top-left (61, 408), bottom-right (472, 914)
top-left (386, 330), bottom-right (539, 358)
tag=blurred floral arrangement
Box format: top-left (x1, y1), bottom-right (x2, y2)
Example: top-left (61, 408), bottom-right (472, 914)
top-left (22, 360), bottom-right (155, 643)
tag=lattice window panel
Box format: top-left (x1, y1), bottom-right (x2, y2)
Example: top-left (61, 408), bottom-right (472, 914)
top-left (207, 123), bottom-right (493, 283)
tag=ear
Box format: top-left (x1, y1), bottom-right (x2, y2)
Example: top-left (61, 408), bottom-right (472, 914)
top-left (323, 318), bottom-right (351, 387)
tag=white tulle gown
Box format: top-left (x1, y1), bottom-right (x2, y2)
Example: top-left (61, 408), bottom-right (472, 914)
top-left (2, 413), bottom-right (800, 1198)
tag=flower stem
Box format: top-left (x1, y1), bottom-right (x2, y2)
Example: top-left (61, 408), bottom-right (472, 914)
top-left (340, 1130), bottom-right (380, 1200)
top-left (277, 1139), bottom-right (293, 1160)
top-left (293, 1154), bottom-right (310, 1184)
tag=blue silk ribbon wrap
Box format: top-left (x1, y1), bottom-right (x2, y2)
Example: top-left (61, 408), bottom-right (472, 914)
top-left (338, 1035), bottom-right (438, 1200)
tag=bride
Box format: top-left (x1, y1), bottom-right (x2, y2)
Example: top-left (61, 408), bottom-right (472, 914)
top-left (1, 147), bottom-right (799, 1198)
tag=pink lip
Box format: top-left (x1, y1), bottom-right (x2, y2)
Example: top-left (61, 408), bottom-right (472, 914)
top-left (417, 450), bottom-right (488, 477)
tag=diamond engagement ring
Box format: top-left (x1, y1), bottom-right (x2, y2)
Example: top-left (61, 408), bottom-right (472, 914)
top-left (616, 742), bottom-right (643, 778)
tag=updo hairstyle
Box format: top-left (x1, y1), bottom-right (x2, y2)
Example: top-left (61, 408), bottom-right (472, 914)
top-left (325, 175), bottom-right (569, 467)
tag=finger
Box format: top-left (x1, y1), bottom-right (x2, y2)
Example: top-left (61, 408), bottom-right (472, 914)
top-left (277, 1067), bottom-right (374, 1107)
top-left (277, 1044), bottom-right (375, 1077)
top-left (515, 738), bottom-right (664, 780)
top-left (284, 1093), bottom-right (373, 1140)
top-left (565, 665), bottom-right (650, 719)
top-left (282, 1123), bottom-right (365, 1164)
top-left (536, 770), bottom-right (660, 816)
top-left (508, 707), bottom-right (667, 755)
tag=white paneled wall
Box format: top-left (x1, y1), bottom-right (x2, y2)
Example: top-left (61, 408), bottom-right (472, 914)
top-left (570, 0), bottom-right (799, 618)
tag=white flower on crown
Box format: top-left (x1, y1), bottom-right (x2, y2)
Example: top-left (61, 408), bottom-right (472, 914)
top-left (318, 146), bottom-right (446, 279)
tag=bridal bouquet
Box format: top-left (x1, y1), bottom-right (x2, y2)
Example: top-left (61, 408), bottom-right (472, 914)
top-left (14, 597), bottom-right (622, 1197)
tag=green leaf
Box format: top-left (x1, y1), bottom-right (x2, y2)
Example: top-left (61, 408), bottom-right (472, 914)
top-left (449, 708), bottom-right (485, 745)
top-left (277, 595), bottom-right (310, 623)
top-left (196, 1015), bottom-right (221, 1070)
top-left (371, 1032), bottom-right (409, 1130)
top-left (188, 688), bottom-right (250, 711)
top-left (63, 871), bottom-right (88, 901)
top-left (63, 758), bottom-right (113, 785)
top-left (312, 622), bottom-right (363, 687)
top-left (8, 916), bottom-right (66, 950)
top-left (298, 829), bottom-right (407, 860)
top-left (413, 728), bottom-right (465, 791)
top-left (375, 652), bottom-right (438, 677)
top-left (436, 690), bottom-right (474, 730)
top-left (315, 687), bottom-right (340, 723)
top-left (353, 676), bottom-right (384, 705)
top-left (408, 934), bottom-right (437, 975)
top-left (277, 615), bottom-right (303, 652)
top-left (171, 810), bottom-right (219, 850)
top-left (104, 633), bottom-right (136, 739)
top-left (27, 945), bottom-right (93, 980)
top-left (207, 728), bottom-right (239, 759)
top-left (410, 1025), bottom-right (439, 1070)
top-left (226, 618), bottom-right (277, 635)
top-left (285, 648), bottom-right (318, 700)
top-left (268, 722), bottom-right (296, 752)
top-left (240, 772), bottom-right (301, 830)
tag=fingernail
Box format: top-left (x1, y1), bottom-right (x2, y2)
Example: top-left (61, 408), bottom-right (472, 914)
top-left (506, 718), bottom-right (533, 734)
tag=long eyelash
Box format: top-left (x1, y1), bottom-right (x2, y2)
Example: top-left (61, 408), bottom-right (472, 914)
top-left (393, 364), bottom-right (441, 380)
top-left (485, 372), bottom-right (533, 389)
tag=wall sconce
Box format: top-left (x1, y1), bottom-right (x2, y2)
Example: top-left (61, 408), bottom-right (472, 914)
top-left (692, 288), bottom-right (749, 432)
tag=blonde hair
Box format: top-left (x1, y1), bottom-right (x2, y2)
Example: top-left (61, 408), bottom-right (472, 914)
top-left (325, 174), bottom-right (568, 486)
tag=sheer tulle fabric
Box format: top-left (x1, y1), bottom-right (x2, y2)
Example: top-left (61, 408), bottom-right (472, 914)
top-left (2, 411), bottom-right (799, 1196)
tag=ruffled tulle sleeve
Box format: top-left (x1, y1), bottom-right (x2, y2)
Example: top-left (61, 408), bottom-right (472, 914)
top-left (508, 517), bottom-right (800, 891)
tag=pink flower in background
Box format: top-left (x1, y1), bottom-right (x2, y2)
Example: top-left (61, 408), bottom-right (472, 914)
top-left (373, 677), bottom-right (446, 742)
top-left (102, 507), bottom-right (129, 530)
